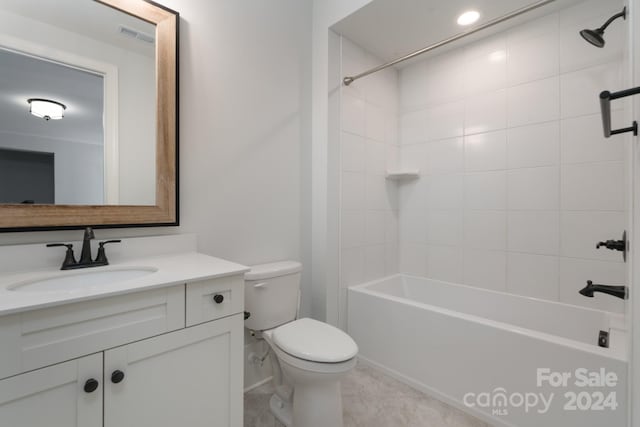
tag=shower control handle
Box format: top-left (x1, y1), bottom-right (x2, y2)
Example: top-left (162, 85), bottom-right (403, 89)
top-left (596, 231), bottom-right (627, 262)
top-left (596, 240), bottom-right (625, 251)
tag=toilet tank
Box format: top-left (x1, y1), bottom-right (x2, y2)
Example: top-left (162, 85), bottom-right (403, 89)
top-left (244, 261), bottom-right (302, 331)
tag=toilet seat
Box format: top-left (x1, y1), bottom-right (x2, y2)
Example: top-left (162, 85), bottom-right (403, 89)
top-left (271, 318), bottom-right (358, 363)
top-left (269, 338), bottom-right (357, 375)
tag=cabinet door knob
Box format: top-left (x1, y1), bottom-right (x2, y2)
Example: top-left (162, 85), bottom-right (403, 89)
top-left (111, 370), bottom-right (125, 384)
top-left (84, 378), bottom-right (99, 393)
top-left (213, 294), bottom-right (224, 304)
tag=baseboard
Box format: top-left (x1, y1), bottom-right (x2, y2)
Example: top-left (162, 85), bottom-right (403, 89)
top-left (244, 376), bottom-right (273, 393)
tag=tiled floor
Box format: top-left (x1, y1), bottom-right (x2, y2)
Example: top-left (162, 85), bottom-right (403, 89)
top-left (244, 362), bottom-right (492, 427)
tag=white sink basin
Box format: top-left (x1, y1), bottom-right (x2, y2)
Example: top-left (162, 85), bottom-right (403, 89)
top-left (8, 267), bottom-right (158, 293)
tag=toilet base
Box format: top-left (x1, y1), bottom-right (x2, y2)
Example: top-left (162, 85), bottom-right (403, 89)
top-left (291, 379), bottom-right (344, 427)
top-left (261, 326), bottom-right (356, 427)
top-left (270, 393), bottom-right (293, 427)
top-left (269, 380), bottom-right (345, 427)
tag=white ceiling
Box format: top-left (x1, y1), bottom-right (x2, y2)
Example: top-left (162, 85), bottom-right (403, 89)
top-left (0, 0), bottom-right (155, 58)
top-left (332, 0), bottom-right (586, 66)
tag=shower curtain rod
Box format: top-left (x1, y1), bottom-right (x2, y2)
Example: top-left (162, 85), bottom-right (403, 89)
top-left (343, 0), bottom-right (556, 86)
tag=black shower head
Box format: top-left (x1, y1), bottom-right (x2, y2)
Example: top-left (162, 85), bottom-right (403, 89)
top-left (580, 28), bottom-right (605, 48)
top-left (580, 7), bottom-right (626, 48)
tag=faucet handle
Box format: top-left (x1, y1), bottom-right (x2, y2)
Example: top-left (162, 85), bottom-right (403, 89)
top-left (95, 240), bottom-right (122, 264)
top-left (46, 243), bottom-right (72, 248)
top-left (46, 243), bottom-right (77, 270)
top-left (99, 240), bottom-right (122, 246)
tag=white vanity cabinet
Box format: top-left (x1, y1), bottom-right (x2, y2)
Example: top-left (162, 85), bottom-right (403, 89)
top-left (104, 314), bottom-right (243, 427)
top-left (0, 274), bottom-right (245, 427)
top-left (0, 353), bottom-right (103, 427)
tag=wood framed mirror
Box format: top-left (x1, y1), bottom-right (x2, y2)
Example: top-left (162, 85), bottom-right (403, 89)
top-left (0, 0), bottom-right (178, 231)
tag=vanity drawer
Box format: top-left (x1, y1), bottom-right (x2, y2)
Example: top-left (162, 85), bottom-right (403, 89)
top-left (0, 285), bottom-right (185, 380)
top-left (186, 275), bottom-right (244, 326)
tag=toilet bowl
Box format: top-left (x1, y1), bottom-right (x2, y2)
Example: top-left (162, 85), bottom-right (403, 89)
top-left (244, 261), bottom-right (358, 427)
top-left (263, 319), bottom-right (357, 427)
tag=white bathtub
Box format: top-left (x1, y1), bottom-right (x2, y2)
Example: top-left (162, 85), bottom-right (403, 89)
top-left (348, 274), bottom-right (627, 427)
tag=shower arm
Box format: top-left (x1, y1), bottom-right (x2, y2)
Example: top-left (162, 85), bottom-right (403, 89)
top-left (597, 9), bottom-right (626, 32)
top-left (343, 0), bottom-right (557, 86)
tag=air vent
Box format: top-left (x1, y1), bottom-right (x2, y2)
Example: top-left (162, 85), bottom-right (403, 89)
top-left (118, 25), bottom-right (155, 44)
top-left (136, 32), bottom-right (155, 44)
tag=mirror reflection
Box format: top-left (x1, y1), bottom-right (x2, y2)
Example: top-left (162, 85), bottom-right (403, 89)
top-left (0, 0), bottom-right (157, 206)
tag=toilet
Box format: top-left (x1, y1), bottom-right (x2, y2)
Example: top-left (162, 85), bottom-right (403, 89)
top-left (244, 261), bottom-right (358, 427)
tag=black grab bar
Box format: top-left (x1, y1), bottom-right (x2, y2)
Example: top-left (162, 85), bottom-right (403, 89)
top-left (599, 87), bottom-right (640, 138)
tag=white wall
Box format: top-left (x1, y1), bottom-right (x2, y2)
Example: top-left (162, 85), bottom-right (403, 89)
top-left (162, 0), bottom-right (313, 389)
top-left (397, 0), bottom-right (628, 314)
top-left (155, 0), bottom-right (311, 273)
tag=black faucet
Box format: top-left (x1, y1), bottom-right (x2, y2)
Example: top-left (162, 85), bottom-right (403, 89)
top-left (47, 227), bottom-right (121, 270)
top-left (79, 227), bottom-right (95, 265)
top-left (579, 280), bottom-right (628, 300)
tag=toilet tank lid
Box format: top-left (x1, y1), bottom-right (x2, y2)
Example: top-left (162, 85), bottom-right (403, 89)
top-left (245, 261), bottom-right (302, 280)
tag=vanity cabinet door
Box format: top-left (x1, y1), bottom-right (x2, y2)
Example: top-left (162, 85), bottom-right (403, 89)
top-left (0, 353), bottom-right (102, 427)
top-left (104, 313), bottom-right (244, 427)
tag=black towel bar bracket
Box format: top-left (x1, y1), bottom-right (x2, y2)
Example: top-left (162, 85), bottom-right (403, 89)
top-left (599, 87), bottom-right (640, 138)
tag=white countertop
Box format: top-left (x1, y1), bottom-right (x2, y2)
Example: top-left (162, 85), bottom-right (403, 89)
top-left (0, 252), bottom-right (249, 316)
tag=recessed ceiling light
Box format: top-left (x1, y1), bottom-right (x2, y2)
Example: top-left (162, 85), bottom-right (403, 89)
top-left (457, 10), bottom-right (480, 26)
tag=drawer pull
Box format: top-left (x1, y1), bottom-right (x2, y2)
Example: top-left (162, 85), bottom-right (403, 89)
top-left (213, 294), bottom-right (224, 304)
top-left (111, 370), bottom-right (125, 384)
top-left (84, 378), bottom-right (99, 393)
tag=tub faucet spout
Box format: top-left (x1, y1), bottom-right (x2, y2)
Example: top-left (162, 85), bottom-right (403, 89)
top-left (579, 280), bottom-right (627, 300)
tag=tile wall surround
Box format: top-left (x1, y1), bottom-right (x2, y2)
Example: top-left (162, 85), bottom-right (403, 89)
top-left (338, 37), bottom-right (400, 328)
top-left (398, 0), bottom-right (628, 313)
top-left (336, 0), bottom-right (629, 317)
